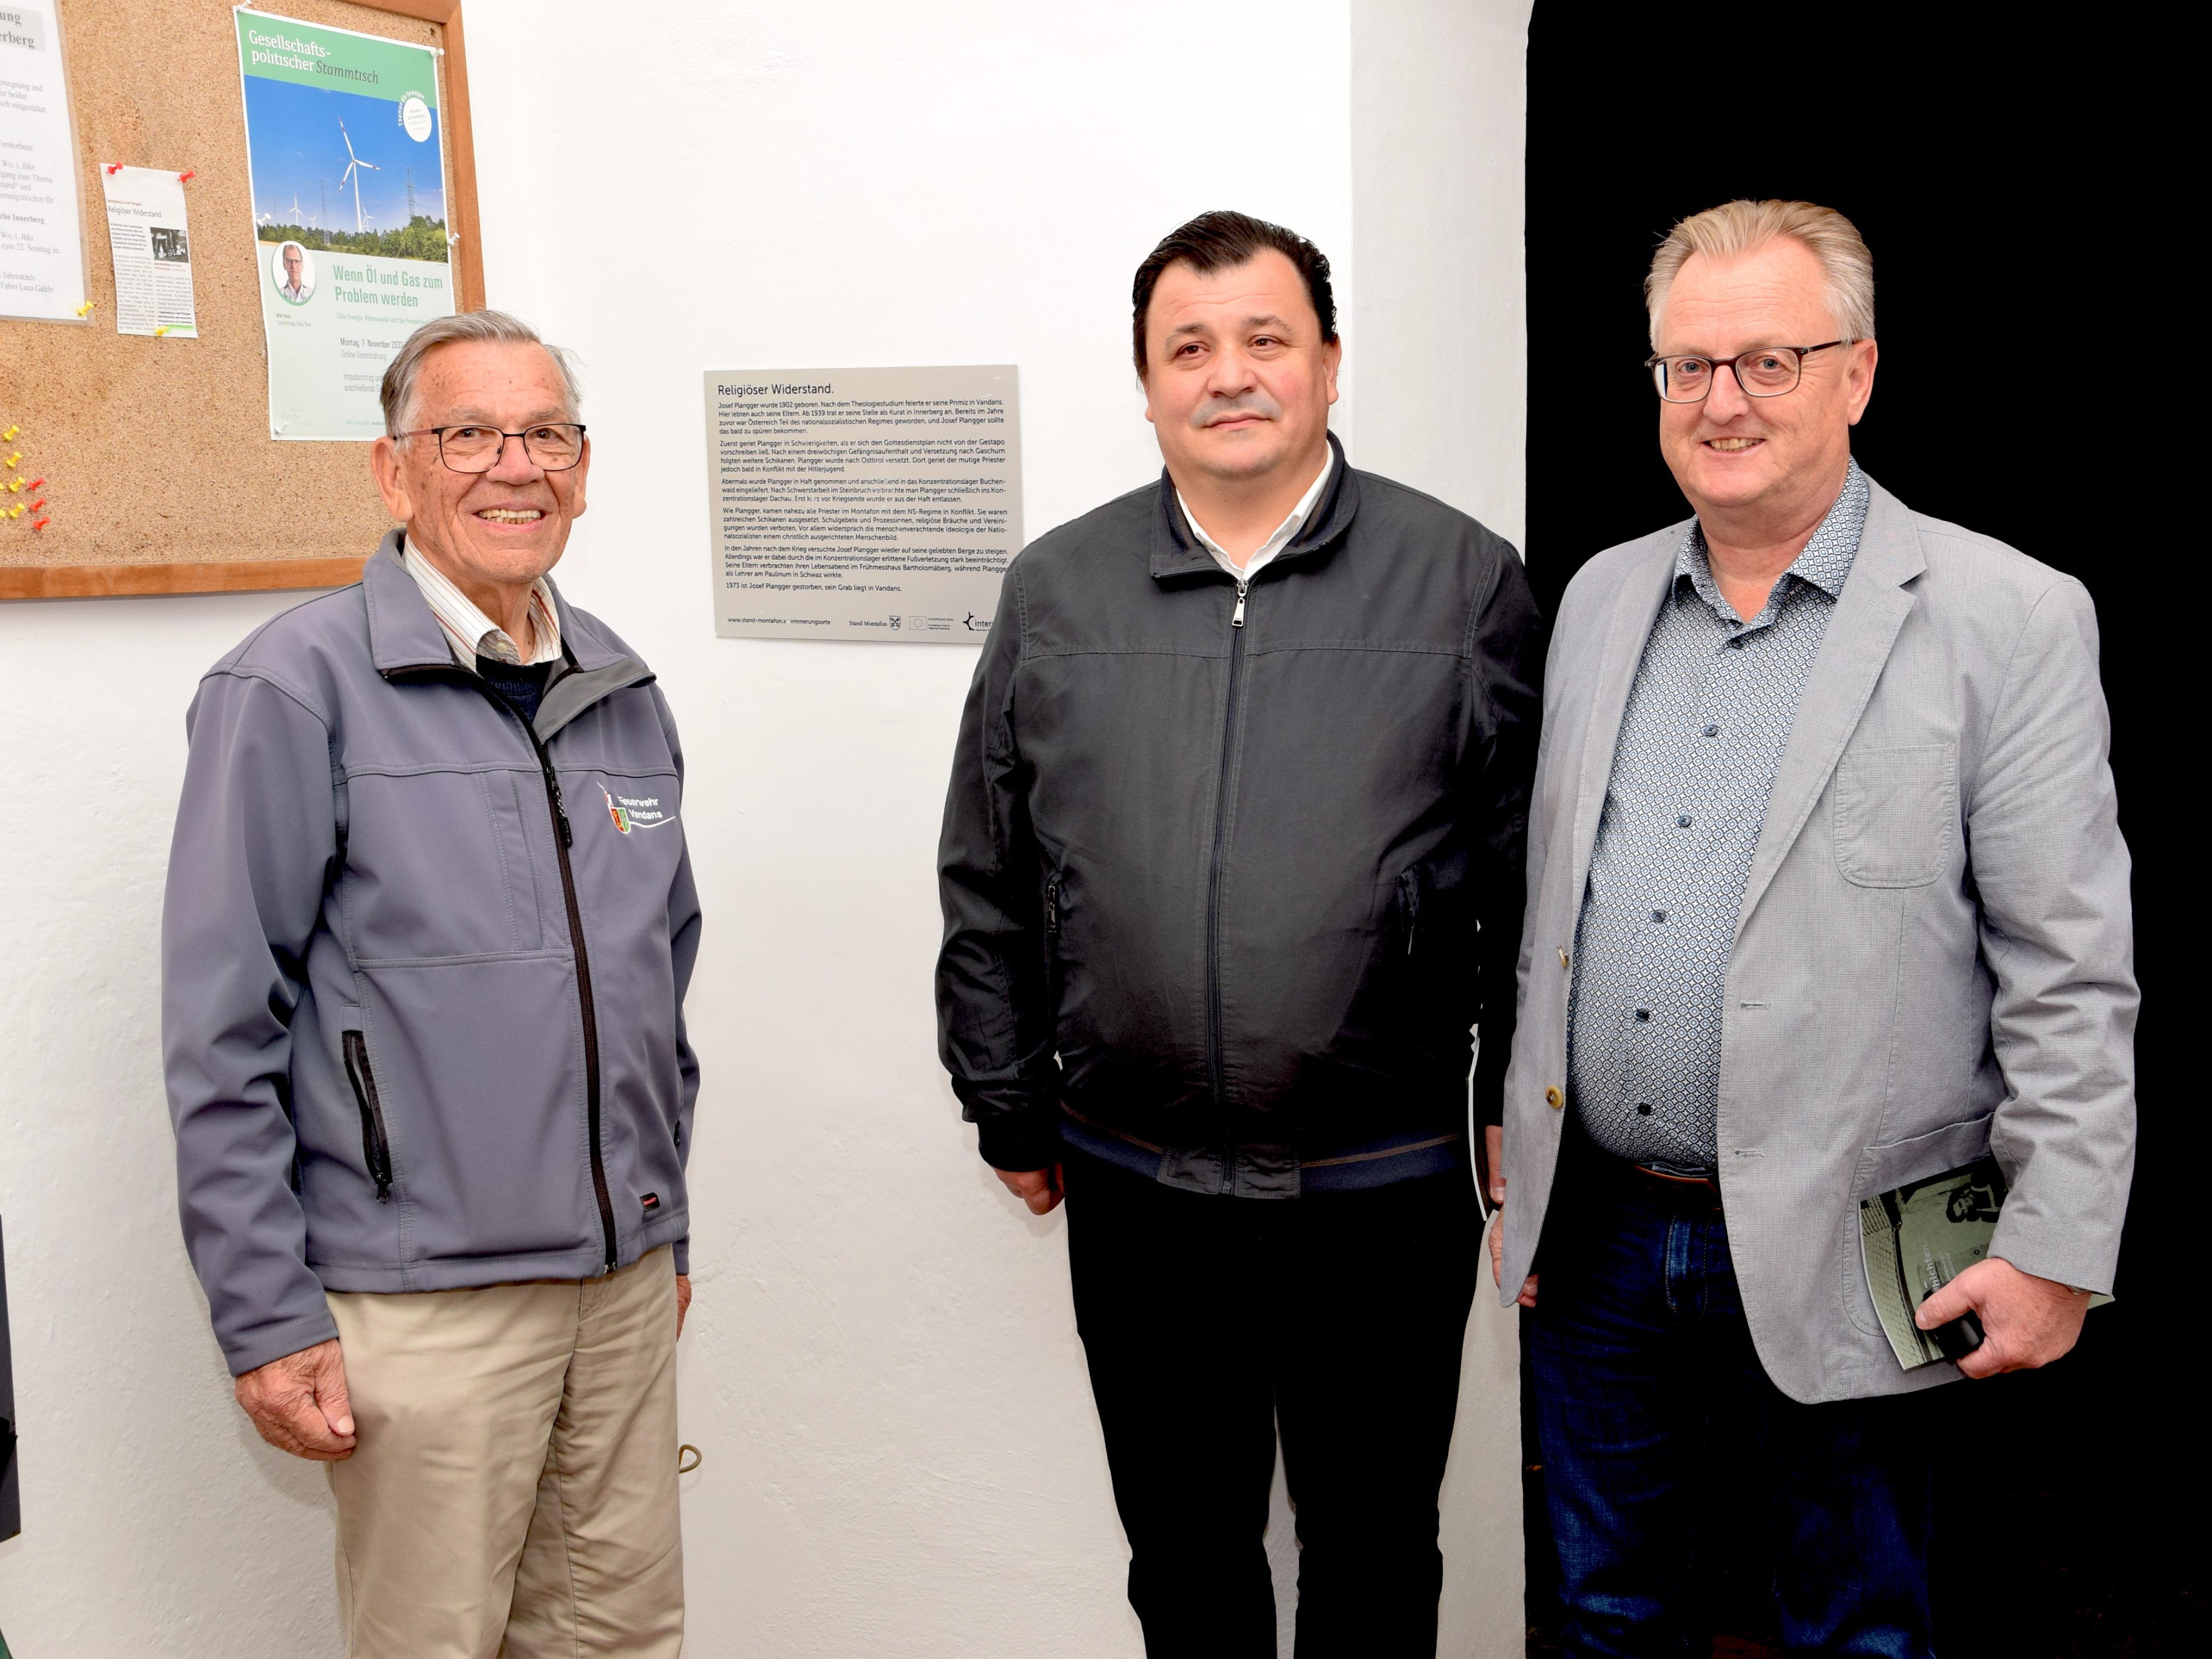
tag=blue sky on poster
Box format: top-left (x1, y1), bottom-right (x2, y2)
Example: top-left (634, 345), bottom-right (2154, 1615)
top-left (243, 76), bottom-right (446, 232)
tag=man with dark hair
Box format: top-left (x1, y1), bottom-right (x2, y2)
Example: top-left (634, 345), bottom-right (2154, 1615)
top-left (1128, 210), bottom-right (1337, 377)
top-left (937, 209), bottom-right (1544, 1656)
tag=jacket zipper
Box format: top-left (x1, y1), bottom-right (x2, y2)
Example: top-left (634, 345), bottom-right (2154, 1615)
top-left (382, 662), bottom-right (625, 1272)
top-left (519, 717), bottom-right (620, 1271)
top-left (1206, 577), bottom-right (1250, 1192)
top-left (1400, 867), bottom-right (1421, 955)
top-left (469, 681), bottom-right (619, 1271)
top-left (342, 1030), bottom-right (396, 1203)
top-left (1044, 877), bottom-right (1062, 1006)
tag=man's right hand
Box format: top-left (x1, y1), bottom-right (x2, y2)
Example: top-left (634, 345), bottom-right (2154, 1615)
top-left (235, 1338), bottom-right (357, 1461)
top-left (1485, 1124), bottom-right (1539, 1308)
top-left (995, 1164), bottom-right (1065, 1215)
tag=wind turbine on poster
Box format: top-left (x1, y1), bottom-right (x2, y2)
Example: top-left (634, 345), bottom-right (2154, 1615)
top-left (338, 119), bottom-right (381, 232)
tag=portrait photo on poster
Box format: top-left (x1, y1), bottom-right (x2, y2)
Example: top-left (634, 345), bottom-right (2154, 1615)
top-left (270, 240), bottom-right (314, 305)
top-left (236, 8), bottom-right (455, 439)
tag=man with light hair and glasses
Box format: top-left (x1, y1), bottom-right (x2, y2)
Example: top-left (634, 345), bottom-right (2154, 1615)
top-left (1490, 200), bottom-right (2134, 1653)
top-left (163, 310), bottom-right (703, 1656)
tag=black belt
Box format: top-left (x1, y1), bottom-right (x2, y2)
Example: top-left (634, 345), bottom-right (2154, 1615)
top-left (1584, 1150), bottom-right (1724, 1212)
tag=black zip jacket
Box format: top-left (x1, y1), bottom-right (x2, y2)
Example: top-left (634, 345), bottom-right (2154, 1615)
top-left (935, 436), bottom-right (1544, 1198)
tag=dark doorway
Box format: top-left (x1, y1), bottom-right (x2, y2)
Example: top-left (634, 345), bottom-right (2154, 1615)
top-left (1521, 10), bottom-right (2194, 1656)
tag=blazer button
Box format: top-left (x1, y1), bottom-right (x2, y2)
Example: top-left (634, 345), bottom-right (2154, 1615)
top-left (1558, 948), bottom-right (1571, 970)
top-left (1544, 1085), bottom-right (1564, 1109)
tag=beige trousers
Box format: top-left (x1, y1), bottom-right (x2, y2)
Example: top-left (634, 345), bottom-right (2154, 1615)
top-left (325, 1247), bottom-right (684, 1658)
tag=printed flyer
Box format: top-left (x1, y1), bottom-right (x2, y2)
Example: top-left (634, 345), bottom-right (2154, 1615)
top-left (236, 8), bottom-right (455, 439)
top-left (0, 0), bottom-right (89, 322)
top-left (99, 165), bottom-right (197, 338)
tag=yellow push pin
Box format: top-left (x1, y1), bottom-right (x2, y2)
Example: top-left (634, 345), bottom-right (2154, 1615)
top-left (7, 504), bottom-right (21, 519)
top-left (154, 325), bottom-right (171, 338)
top-left (6, 479), bottom-right (20, 493)
top-left (75, 301), bottom-right (92, 317)
top-left (1, 426), bottom-right (17, 441)
top-left (4, 453), bottom-right (19, 469)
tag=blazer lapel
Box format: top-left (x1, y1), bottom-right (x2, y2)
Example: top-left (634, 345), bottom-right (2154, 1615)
top-left (1566, 531), bottom-right (1682, 906)
top-left (1733, 478), bottom-right (1927, 939)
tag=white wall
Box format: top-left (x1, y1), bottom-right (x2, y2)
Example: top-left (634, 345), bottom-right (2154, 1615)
top-left (1352, 0), bottom-right (1532, 548)
top-left (0, 4), bottom-right (1530, 1654)
top-left (1351, 3), bottom-right (1536, 1639)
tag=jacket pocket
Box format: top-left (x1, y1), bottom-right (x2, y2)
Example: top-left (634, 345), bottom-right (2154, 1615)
top-left (1841, 1111), bottom-right (1993, 1337)
top-left (1849, 1111), bottom-right (1995, 1199)
top-left (342, 1030), bottom-right (396, 1203)
top-left (1044, 875), bottom-right (1063, 1000)
top-left (1833, 744), bottom-right (1958, 888)
top-left (342, 768), bottom-right (538, 959)
top-left (1398, 867), bottom-right (1422, 957)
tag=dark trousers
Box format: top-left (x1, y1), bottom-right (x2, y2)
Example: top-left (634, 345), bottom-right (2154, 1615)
top-left (1062, 1150), bottom-right (1481, 1659)
top-left (1527, 1154), bottom-right (1935, 1658)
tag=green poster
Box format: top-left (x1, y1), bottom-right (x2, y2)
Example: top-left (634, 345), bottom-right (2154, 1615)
top-left (237, 9), bottom-right (456, 440)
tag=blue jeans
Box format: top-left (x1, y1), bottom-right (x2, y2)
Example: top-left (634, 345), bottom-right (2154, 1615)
top-left (1527, 1153), bottom-right (1934, 1658)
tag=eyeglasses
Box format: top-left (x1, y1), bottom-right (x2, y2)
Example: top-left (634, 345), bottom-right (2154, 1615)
top-left (1643, 342), bottom-right (1843, 403)
top-left (396, 422), bottom-right (588, 472)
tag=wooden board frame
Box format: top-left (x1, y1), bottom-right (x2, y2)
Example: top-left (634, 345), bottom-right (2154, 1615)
top-left (0, 0), bottom-right (483, 600)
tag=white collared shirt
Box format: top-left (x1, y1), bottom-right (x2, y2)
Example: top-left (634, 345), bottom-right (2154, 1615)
top-left (1176, 449), bottom-right (1335, 580)
top-left (398, 536), bottom-right (563, 667)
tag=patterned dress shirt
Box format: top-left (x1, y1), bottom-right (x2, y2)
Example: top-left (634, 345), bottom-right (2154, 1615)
top-left (1567, 460), bottom-right (1870, 1171)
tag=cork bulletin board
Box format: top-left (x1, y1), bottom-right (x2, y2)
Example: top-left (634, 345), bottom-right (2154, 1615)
top-left (0, 0), bottom-right (482, 599)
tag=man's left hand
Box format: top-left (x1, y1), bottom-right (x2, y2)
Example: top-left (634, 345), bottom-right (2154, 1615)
top-left (676, 1273), bottom-right (692, 1338)
top-left (1913, 1256), bottom-right (2092, 1379)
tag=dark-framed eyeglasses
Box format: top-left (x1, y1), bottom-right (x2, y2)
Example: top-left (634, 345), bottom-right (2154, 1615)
top-left (396, 422), bottom-right (588, 473)
top-left (1643, 342), bottom-right (1843, 403)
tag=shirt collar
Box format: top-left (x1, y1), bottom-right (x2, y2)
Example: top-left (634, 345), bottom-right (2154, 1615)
top-left (396, 534), bottom-right (563, 667)
top-left (1675, 456), bottom-right (1870, 616)
top-left (1176, 447), bottom-right (1336, 580)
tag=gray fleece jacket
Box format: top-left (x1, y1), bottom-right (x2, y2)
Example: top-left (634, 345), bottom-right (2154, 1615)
top-left (163, 535), bottom-right (702, 1376)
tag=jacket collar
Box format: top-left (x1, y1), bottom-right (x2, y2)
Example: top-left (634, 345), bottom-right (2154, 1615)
top-left (1729, 472), bottom-right (1924, 937)
top-left (1149, 430), bottom-right (1359, 581)
top-left (1564, 469), bottom-right (1926, 934)
top-left (364, 529), bottom-right (633, 677)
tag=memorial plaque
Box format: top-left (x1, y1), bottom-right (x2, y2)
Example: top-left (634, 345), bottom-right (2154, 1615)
top-left (705, 364), bottom-right (1021, 643)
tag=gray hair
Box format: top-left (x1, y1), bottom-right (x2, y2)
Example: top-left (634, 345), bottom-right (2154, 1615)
top-left (1645, 199), bottom-right (1875, 348)
top-left (379, 309), bottom-right (583, 436)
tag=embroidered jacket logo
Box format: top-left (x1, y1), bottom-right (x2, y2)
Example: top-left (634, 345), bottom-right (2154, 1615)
top-left (601, 784), bottom-right (677, 835)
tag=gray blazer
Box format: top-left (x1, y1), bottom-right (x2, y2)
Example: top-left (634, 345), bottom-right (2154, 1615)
top-left (1498, 477), bottom-right (2136, 1402)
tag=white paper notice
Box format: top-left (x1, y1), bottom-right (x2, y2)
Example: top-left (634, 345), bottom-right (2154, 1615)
top-left (0, 0), bottom-right (89, 322)
top-left (100, 165), bottom-right (197, 338)
top-left (705, 365), bottom-right (1022, 643)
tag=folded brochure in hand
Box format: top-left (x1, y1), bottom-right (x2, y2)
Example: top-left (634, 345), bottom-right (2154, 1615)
top-left (1859, 1155), bottom-right (2111, 1369)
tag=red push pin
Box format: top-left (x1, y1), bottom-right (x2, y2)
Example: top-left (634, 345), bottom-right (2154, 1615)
top-left (33, 517), bottom-right (50, 531)
top-left (178, 169), bottom-right (195, 182)
top-left (27, 477), bottom-right (43, 490)
top-left (29, 498), bottom-right (46, 511)
top-left (104, 162), bottom-right (121, 175)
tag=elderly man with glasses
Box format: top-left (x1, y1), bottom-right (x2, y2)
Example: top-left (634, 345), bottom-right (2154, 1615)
top-left (163, 311), bottom-right (702, 1657)
top-left (1489, 201), bottom-right (2134, 1655)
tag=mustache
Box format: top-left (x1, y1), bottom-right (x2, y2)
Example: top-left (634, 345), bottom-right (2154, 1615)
top-left (1192, 392), bottom-right (1282, 430)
